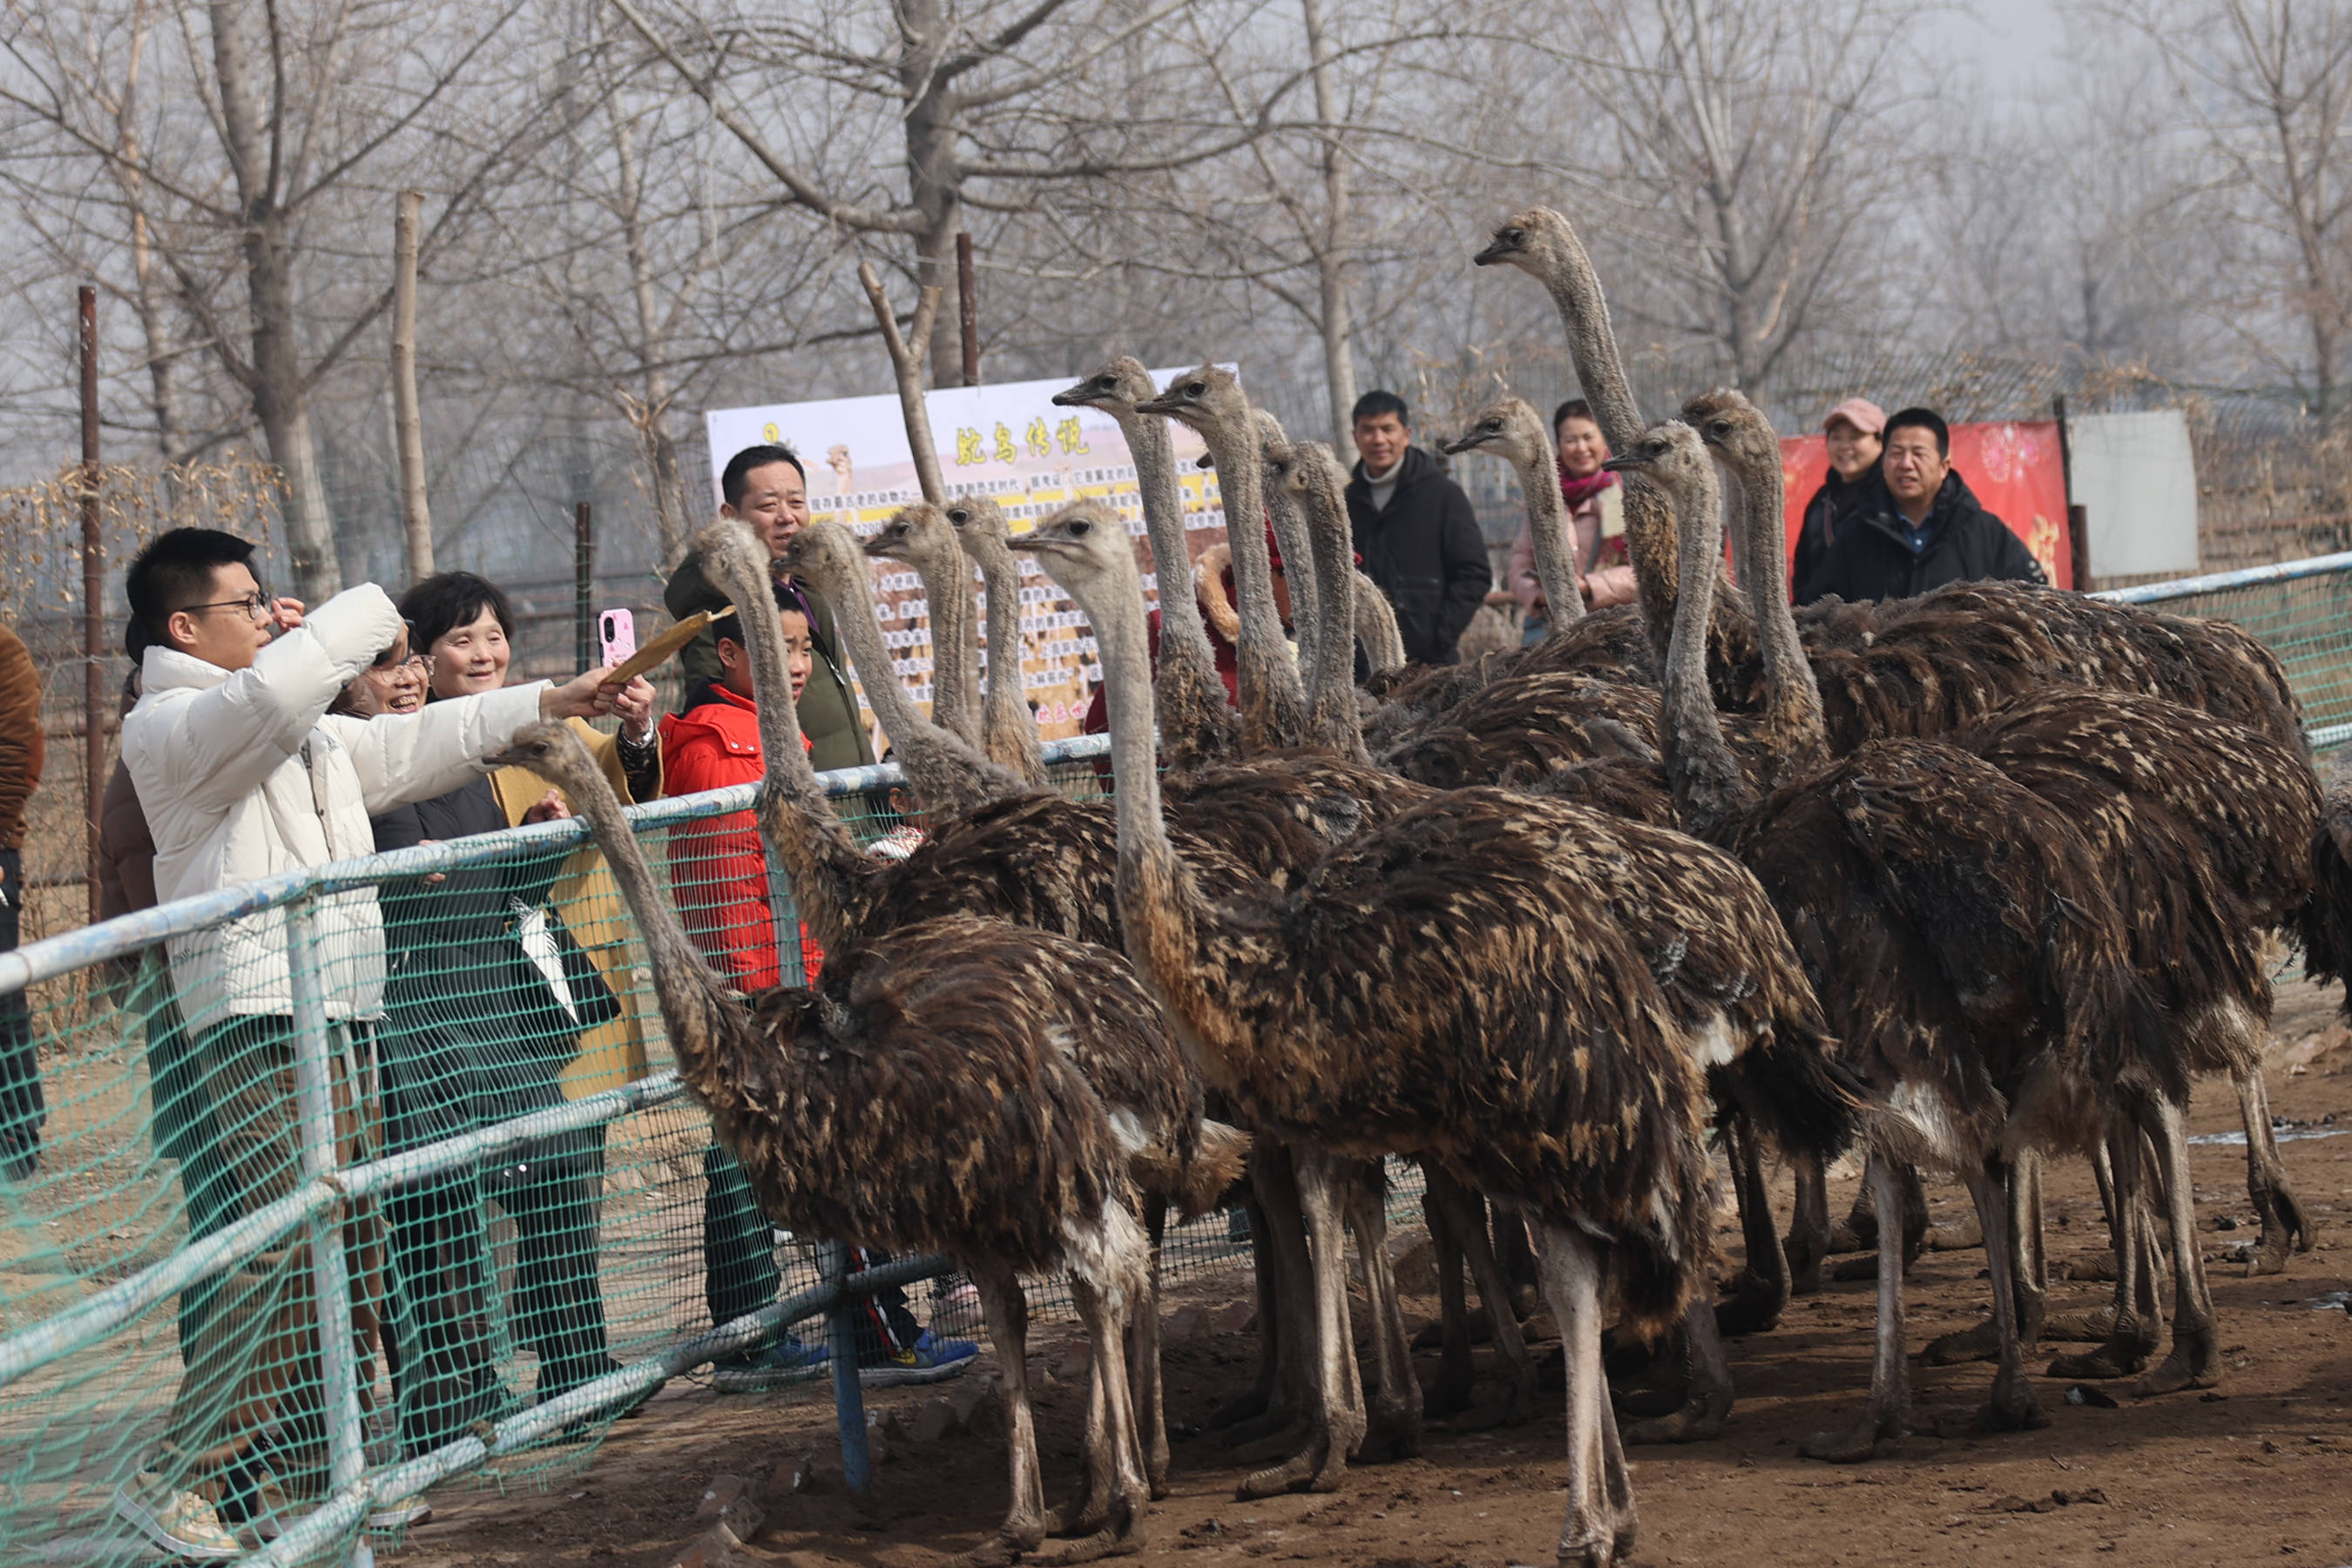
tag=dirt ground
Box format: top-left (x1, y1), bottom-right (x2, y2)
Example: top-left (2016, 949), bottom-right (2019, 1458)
top-left (389, 982), bottom-right (2352, 1568)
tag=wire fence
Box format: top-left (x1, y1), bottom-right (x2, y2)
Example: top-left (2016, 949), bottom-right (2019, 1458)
top-left (1, 551), bottom-right (2348, 1568)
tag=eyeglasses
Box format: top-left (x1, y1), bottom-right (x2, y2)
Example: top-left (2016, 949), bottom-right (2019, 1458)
top-left (369, 652), bottom-right (428, 674)
top-left (179, 590), bottom-right (272, 622)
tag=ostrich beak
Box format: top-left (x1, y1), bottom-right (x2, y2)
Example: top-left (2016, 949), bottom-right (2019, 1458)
top-left (1599, 454), bottom-right (1643, 473)
top-left (1471, 238), bottom-right (1514, 267)
top-left (1133, 394), bottom-right (1180, 416)
top-left (1439, 431), bottom-right (1490, 456)
top-left (1050, 383), bottom-right (1092, 408)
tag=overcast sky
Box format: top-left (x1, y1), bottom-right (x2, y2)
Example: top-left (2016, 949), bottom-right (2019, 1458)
top-left (1931, 0), bottom-right (2067, 101)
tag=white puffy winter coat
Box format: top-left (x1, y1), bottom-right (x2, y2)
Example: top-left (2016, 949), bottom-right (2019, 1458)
top-left (122, 584), bottom-right (548, 1026)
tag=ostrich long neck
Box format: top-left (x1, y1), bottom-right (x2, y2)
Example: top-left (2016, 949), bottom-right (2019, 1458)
top-left (801, 543), bottom-right (1024, 815)
top-left (528, 731), bottom-right (753, 1121)
top-left (697, 533), bottom-right (875, 950)
top-left (909, 536), bottom-right (983, 751)
top-left (1654, 456), bottom-right (1754, 841)
top-left (1078, 551), bottom-right (1251, 1071)
top-left (1261, 442), bottom-right (1322, 672)
top-left (1112, 401), bottom-right (1230, 747)
top-left (1733, 445), bottom-right (1831, 783)
top-left (1516, 443), bottom-right (1587, 631)
top-left (1294, 460), bottom-right (1370, 760)
top-left (1203, 415), bottom-right (1308, 754)
top-left (967, 529), bottom-right (1050, 787)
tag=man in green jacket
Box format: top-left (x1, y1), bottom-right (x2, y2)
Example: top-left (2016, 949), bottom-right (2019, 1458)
top-left (667, 444), bottom-right (875, 774)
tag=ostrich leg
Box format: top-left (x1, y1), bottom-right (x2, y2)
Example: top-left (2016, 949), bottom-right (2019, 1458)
top-left (1130, 1203), bottom-right (1171, 1497)
top-left (1342, 1161), bottom-right (1423, 1461)
top-left (961, 1260), bottom-right (1049, 1568)
top-left (1237, 1147), bottom-right (1365, 1497)
top-left (1829, 1161), bottom-right (1930, 1282)
top-left (1538, 1223), bottom-right (1634, 1568)
top-left (1800, 1152), bottom-right (1910, 1463)
top-left (1963, 1162), bottom-right (2049, 1433)
top-left (1221, 1140), bottom-right (1315, 1445)
top-left (1420, 1178), bottom-right (1476, 1418)
top-left (2050, 1126), bottom-right (2165, 1377)
top-left (1624, 1285), bottom-right (1734, 1445)
top-left (1925, 1150), bottom-right (2047, 1364)
top-left (1716, 1112), bottom-right (1790, 1336)
top-left (1050, 1275), bottom-right (1151, 1565)
top-left (1207, 1186), bottom-right (1281, 1430)
top-left (1786, 1148), bottom-right (1831, 1294)
top-left (2239, 1066), bottom-right (2313, 1274)
top-left (2132, 1100), bottom-right (2223, 1397)
top-left (1424, 1164), bottom-right (1536, 1430)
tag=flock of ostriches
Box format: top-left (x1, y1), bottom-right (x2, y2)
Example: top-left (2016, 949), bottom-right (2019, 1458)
top-left (492, 207), bottom-right (2352, 1568)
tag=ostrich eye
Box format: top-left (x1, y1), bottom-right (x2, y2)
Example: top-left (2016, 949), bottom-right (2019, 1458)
top-left (1504, 227), bottom-right (1524, 244)
top-left (1069, 519), bottom-right (1093, 537)
top-left (1185, 382), bottom-right (1204, 395)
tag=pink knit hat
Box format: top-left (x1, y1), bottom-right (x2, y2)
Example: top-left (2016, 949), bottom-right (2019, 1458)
top-left (1823, 397), bottom-right (1885, 436)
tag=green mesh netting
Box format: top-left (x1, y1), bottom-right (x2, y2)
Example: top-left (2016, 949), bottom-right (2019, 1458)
top-left (2106, 567), bottom-right (2352, 740)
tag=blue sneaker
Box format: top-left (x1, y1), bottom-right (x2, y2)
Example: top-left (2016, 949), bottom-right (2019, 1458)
top-left (712, 1335), bottom-right (830, 1392)
top-left (860, 1329), bottom-right (979, 1387)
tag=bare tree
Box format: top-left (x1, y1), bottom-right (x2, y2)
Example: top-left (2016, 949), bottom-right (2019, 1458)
top-left (2, 0), bottom-right (561, 597)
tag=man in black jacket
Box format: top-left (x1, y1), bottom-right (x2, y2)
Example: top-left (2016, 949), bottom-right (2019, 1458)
top-left (1343, 389), bottom-right (1490, 665)
top-left (1798, 406), bottom-right (2047, 604)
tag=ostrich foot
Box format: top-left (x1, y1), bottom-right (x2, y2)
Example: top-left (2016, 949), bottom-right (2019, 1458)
top-left (1785, 1235), bottom-right (1825, 1297)
top-left (1226, 1419), bottom-right (1314, 1466)
top-left (1986, 1367), bottom-right (2051, 1432)
top-left (1203, 1386), bottom-right (1269, 1431)
top-left (1030, 1507), bottom-right (1144, 1566)
top-left (1235, 1427), bottom-right (1345, 1498)
top-left (1621, 1386), bottom-right (1730, 1446)
top-left (2042, 1306), bottom-right (2117, 1343)
top-left (1046, 1487), bottom-right (1109, 1540)
top-left (1713, 1279), bottom-right (1785, 1339)
top-left (1825, 1220), bottom-right (1870, 1254)
top-left (1218, 1409), bottom-right (1301, 1450)
top-left (2131, 1332), bottom-right (2220, 1398)
top-left (2046, 1334), bottom-right (2156, 1381)
top-left (1443, 1382), bottom-right (1536, 1433)
top-left (1829, 1254), bottom-right (1882, 1283)
top-left (954, 1520), bottom-right (1050, 1568)
top-left (1355, 1398), bottom-right (1423, 1461)
top-left (1923, 1318), bottom-right (2002, 1365)
top-left (1797, 1410), bottom-right (1902, 1463)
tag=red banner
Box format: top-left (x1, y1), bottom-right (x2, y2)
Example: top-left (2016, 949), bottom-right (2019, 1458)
top-left (1778, 420), bottom-right (2073, 591)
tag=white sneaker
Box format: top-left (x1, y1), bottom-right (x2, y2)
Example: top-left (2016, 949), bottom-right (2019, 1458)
top-left (112, 1471), bottom-right (241, 1561)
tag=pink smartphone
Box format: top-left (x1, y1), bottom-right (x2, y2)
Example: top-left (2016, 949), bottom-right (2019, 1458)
top-left (598, 609), bottom-right (637, 668)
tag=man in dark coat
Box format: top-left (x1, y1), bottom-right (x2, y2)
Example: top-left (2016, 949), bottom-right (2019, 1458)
top-left (1343, 390), bottom-right (1490, 666)
top-left (1798, 406), bottom-right (2047, 604)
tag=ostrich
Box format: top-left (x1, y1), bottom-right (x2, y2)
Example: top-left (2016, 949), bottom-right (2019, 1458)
top-left (1621, 408), bottom-right (2322, 1454)
top-left (490, 719), bottom-right (1189, 1566)
top-left (1026, 496), bottom-right (1855, 1565)
top-left (943, 495), bottom-right (1051, 789)
top-left (1053, 359), bottom-right (1240, 772)
top-left (1689, 389), bottom-right (2329, 1298)
top-left (1450, 396), bottom-right (1586, 631)
top-left (865, 500), bottom-right (986, 756)
top-left (696, 517), bottom-right (1248, 1494)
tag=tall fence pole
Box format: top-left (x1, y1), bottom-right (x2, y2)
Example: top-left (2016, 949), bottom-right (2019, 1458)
top-left (78, 286), bottom-right (104, 925)
top-left (820, 1240), bottom-right (875, 1499)
top-left (284, 896), bottom-right (374, 1568)
top-left (575, 502), bottom-right (595, 672)
top-left (392, 191), bottom-right (434, 579)
top-left (957, 231), bottom-right (980, 387)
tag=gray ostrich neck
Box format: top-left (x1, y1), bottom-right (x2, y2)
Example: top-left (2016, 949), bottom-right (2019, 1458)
top-left (699, 537), bottom-right (868, 941)
top-left (1656, 461), bottom-right (1752, 841)
top-left (1295, 468), bottom-right (1369, 760)
top-left (1263, 459), bottom-right (1322, 670)
top-left (910, 537), bottom-right (982, 750)
top-left (1516, 445), bottom-right (1586, 631)
top-left (1116, 403), bottom-right (1221, 682)
top-left (1203, 417), bottom-right (1308, 753)
top-left (1734, 452), bottom-right (1832, 782)
top-left (969, 531), bottom-right (1047, 783)
top-left (806, 545), bottom-right (1020, 814)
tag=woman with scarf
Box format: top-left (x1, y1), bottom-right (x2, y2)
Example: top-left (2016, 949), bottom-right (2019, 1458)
top-left (1507, 399), bottom-right (1639, 645)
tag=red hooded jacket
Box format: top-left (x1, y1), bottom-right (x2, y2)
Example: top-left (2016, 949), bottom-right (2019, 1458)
top-left (660, 680), bottom-right (821, 990)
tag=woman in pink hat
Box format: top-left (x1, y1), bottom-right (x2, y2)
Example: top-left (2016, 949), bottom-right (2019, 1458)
top-left (1791, 396), bottom-right (1884, 604)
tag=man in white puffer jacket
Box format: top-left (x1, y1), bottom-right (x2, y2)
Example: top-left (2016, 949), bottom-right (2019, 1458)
top-left (112, 528), bottom-right (623, 1554)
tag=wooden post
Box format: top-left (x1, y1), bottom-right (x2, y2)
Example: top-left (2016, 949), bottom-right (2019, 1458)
top-left (574, 502), bottom-right (595, 672)
top-left (957, 231), bottom-right (979, 387)
top-left (392, 190), bottom-right (434, 578)
top-left (855, 261), bottom-right (945, 504)
top-left (2054, 395), bottom-right (2089, 591)
top-left (78, 286), bottom-right (104, 925)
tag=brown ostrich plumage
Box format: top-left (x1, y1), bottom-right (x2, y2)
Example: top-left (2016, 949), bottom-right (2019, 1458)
top-left (490, 720), bottom-right (1168, 1565)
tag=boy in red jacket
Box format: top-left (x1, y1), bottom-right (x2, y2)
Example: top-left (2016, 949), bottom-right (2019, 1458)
top-left (660, 585), bottom-right (976, 1389)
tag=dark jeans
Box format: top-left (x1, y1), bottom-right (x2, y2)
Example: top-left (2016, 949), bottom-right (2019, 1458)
top-left (0, 847), bottom-right (41, 1178)
top-left (701, 1144), bottom-right (917, 1361)
top-left (140, 979), bottom-right (233, 1353)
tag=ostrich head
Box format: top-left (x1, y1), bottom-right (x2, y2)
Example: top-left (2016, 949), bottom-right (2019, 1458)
top-left (695, 515), bottom-right (772, 598)
top-left (864, 500), bottom-right (955, 564)
top-left (1601, 420), bottom-right (1712, 493)
top-left (1440, 397), bottom-right (1551, 468)
top-left (1134, 364), bottom-right (1242, 438)
top-left (945, 494), bottom-right (1012, 543)
top-left (1472, 206), bottom-right (1577, 274)
top-left (1680, 388), bottom-right (1782, 477)
top-left (1272, 437), bottom-right (1349, 511)
top-left (1021, 500), bottom-right (1137, 600)
top-left (775, 517), bottom-right (870, 593)
top-left (1052, 356), bottom-right (1155, 414)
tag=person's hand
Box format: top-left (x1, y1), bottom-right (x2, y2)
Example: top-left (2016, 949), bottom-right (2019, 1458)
top-left (605, 674), bottom-right (656, 741)
top-left (523, 788), bottom-right (571, 825)
top-left (416, 835), bottom-right (447, 886)
top-left (1529, 592), bottom-right (1548, 617)
top-left (541, 666), bottom-right (623, 721)
top-left (1576, 575), bottom-right (1595, 608)
top-left (270, 598), bottom-right (306, 633)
